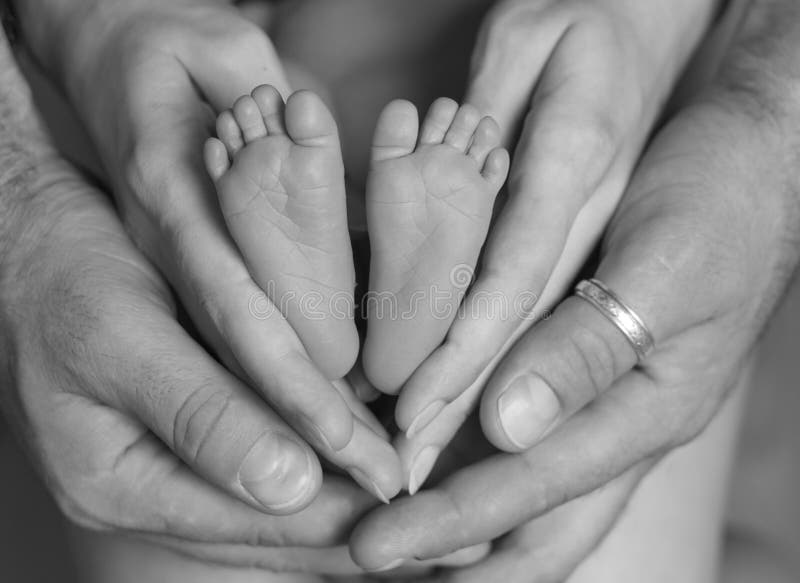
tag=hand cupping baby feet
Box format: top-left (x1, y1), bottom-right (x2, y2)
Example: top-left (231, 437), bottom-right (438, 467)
top-left (205, 86), bottom-right (508, 501)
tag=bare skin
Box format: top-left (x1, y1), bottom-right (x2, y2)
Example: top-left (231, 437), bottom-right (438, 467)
top-left (363, 98), bottom-right (509, 394)
top-left (205, 86), bottom-right (358, 381)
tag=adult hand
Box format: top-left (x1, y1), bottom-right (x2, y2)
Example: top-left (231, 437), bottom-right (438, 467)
top-left (349, 0), bottom-right (800, 573)
top-left (0, 32), bottom-right (493, 575)
top-left (393, 0), bottom-right (722, 490)
top-left (14, 0), bottom-right (401, 500)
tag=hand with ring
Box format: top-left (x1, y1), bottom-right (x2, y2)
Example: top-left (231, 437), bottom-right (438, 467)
top-left (387, 0), bottom-right (724, 491)
top-left (348, 0), bottom-right (800, 576)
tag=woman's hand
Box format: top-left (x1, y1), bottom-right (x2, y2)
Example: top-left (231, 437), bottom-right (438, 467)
top-left (14, 0), bottom-right (401, 500)
top-left (392, 0), bottom-right (722, 490)
top-left (349, 0), bottom-right (800, 572)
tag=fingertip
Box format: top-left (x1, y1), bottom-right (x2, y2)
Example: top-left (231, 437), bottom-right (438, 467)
top-left (481, 369), bottom-right (564, 453)
top-left (396, 395), bottom-right (446, 438)
top-left (349, 492), bottom-right (460, 569)
top-left (348, 500), bottom-right (407, 570)
top-left (238, 431), bottom-right (323, 515)
top-left (304, 394), bottom-right (356, 453)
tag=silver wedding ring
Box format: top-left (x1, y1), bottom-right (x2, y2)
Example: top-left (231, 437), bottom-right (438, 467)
top-left (574, 279), bottom-right (654, 362)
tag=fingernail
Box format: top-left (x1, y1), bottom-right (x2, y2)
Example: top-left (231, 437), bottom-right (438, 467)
top-left (406, 400), bottom-right (446, 439)
top-left (408, 446), bottom-right (440, 495)
top-left (498, 375), bottom-right (561, 449)
top-left (349, 468), bottom-right (390, 504)
top-left (351, 374), bottom-right (380, 403)
top-left (365, 558), bottom-right (404, 572)
top-left (239, 433), bottom-right (314, 511)
top-left (295, 414), bottom-right (335, 451)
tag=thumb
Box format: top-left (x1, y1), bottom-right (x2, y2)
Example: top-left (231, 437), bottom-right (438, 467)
top-left (479, 120), bottom-right (740, 451)
top-left (105, 314), bottom-right (324, 515)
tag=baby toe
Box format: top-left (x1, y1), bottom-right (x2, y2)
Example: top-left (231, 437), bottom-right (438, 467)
top-left (371, 99), bottom-right (419, 163)
top-left (481, 147), bottom-right (511, 189)
top-left (252, 84), bottom-right (286, 135)
top-left (419, 97), bottom-right (459, 145)
top-left (444, 103), bottom-right (481, 152)
top-left (284, 90), bottom-right (340, 148)
top-left (233, 95), bottom-right (268, 143)
top-left (216, 110), bottom-right (244, 156)
top-left (468, 116), bottom-right (501, 167)
top-left (203, 138), bottom-right (230, 182)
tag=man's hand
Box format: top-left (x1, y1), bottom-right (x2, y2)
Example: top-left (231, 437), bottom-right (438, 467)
top-left (348, 0), bottom-right (800, 573)
top-left (392, 0), bottom-right (722, 491)
top-left (13, 0), bottom-right (401, 500)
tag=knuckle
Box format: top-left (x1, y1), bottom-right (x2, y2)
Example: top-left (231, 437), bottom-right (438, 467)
top-left (171, 385), bottom-right (234, 465)
top-left (554, 322), bottom-right (621, 403)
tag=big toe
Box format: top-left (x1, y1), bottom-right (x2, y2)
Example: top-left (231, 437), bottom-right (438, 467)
top-left (284, 90), bottom-right (340, 148)
top-left (371, 99), bottom-right (420, 164)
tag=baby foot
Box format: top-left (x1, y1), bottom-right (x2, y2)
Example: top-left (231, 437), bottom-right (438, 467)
top-left (204, 86), bottom-right (358, 379)
top-left (363, 98), bottom-right (509, 393)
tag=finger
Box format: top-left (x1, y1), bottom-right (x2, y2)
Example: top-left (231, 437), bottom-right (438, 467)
top-left (346, 359), bottom-right (383, 403)
top-left (351, 372), bottom-right (667, 569)
top-left (50, 394), bottom-right (376, 545)
top-left (166, 227), bottom-right (400, 501)
top-left (97, 311), bottom-right (323, 514)
top-left (396, 24), bottom-right (639, 439)
top-left (412, 466), bottom-right (648, 583)
top-left (320, 417), bottom-right (403, 504)
top-left (149, 539), bottom-right (365, 576)
top-left (161, 158), bottom-right (357, 451)
top-left (150, 538), bottom-right (488, 576)
top-left (395, 388), bottom-right (480, 495)
top-left (174, 233), bottom-right (398, 501)
top-left (332, 377), bottom-right (390, 439)
top-left (479, 120), bottom-right (745, 452)
top-left (366, 543), bottom-right (491, 579)
top-left (480, 296), bottom-right (638, 451)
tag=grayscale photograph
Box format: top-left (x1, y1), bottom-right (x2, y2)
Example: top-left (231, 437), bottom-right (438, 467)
top-left (1, 0), bottom-right (798, 581)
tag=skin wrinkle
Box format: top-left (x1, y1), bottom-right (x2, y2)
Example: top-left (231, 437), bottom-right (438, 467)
top-left (173, 388), bottom-right (234, 466)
